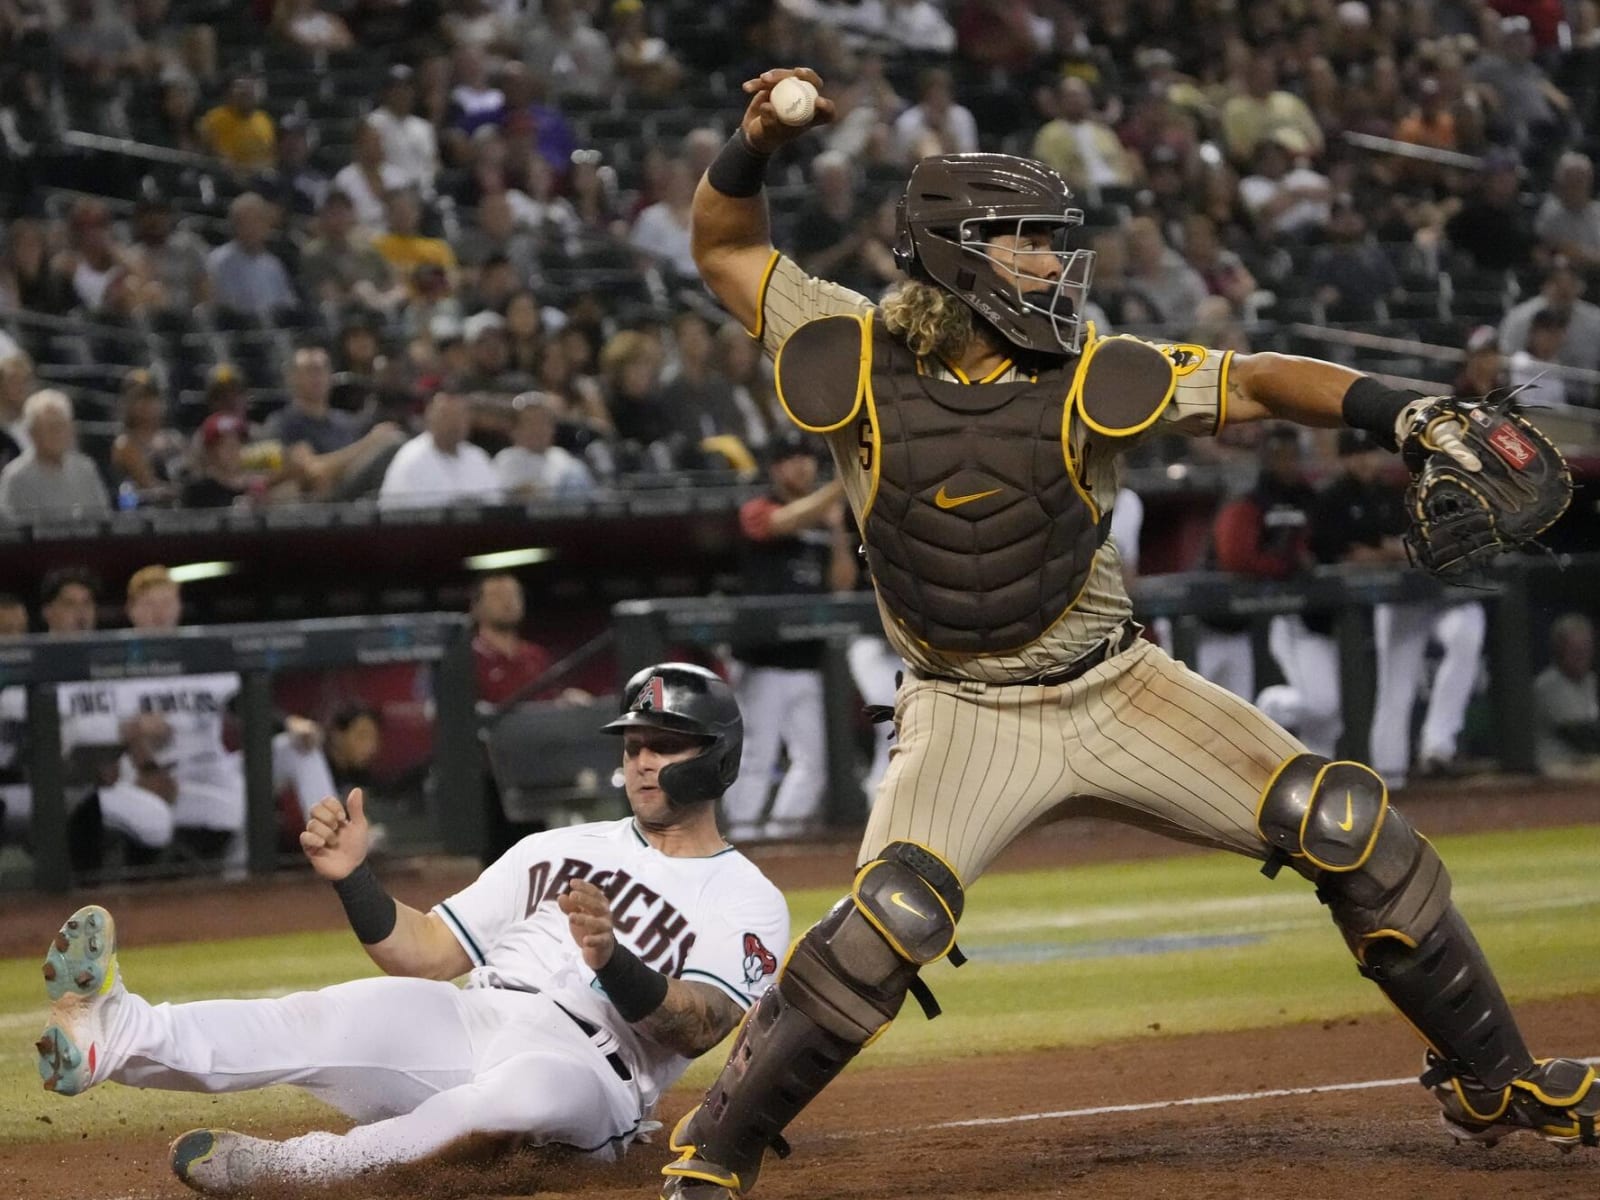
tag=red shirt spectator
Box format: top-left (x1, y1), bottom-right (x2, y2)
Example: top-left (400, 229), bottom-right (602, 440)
top-left (470, 573), bottom-right (554, 705)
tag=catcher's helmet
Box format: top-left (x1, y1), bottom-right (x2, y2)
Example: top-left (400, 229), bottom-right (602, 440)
top-left (893, 153), bottom-right (1095, 356)
top-left (601, 663), bottom-right (742, 806)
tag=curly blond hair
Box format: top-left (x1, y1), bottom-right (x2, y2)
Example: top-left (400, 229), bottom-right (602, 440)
top-left (877, 280), bottom-right (975, 362)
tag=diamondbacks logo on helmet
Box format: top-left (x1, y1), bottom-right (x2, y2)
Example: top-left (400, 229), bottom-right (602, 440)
top-left (742, 932), bottom-right (778, 987)
top-left (632, 676), bottom-right (667, 713)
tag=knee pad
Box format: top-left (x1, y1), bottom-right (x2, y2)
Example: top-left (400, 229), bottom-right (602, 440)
top-left (783, 840), bottom-right (964, 1041)
top-left (1256, 753), bottom-right (1452, 953)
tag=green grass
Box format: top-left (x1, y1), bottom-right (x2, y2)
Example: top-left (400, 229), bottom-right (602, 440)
top-left (3, 824), bottom-right (1596, 1145)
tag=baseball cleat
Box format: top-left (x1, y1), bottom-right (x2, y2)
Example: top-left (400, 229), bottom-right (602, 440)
top-left (1430, 1054), bottom-right (1600, 1150)
top-left (36, 905), bottom-right (122, 1095)
top-left (170, 1128), bottom-right (269, 1195)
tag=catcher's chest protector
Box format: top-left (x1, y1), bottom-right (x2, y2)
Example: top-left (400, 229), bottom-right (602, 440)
top-left (776, 314), bottom-right (1177, 655)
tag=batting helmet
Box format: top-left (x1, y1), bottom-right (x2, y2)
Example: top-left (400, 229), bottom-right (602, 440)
top-left (893, 153), bottom-right (1096, 356)
top-left (601, 663), bottom-right (742, 806)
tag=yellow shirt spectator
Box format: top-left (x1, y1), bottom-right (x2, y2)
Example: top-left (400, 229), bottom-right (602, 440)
top-left (199, 104), bottom-right (277, 172)
top-left (372, 234), bottom-right (458, 280)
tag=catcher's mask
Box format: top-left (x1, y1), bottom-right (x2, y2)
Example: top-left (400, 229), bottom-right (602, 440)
top-left (893, 153), bottom-right (1095, 356)
top-left (601, 663), bottom-right (742, 806)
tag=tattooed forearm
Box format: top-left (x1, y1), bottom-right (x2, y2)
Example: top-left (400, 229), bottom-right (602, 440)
top-left (635, 978), bottom-right (744, 1057)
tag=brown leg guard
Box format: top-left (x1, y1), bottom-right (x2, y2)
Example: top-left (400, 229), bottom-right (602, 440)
top-left (1257, 754), bottom-right (1533, 1089)
top-left (662, 842), bottom-right (963, 1197)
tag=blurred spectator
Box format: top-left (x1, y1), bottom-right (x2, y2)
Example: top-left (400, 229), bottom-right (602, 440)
top-left (721, 437), bottom-right (853, 842)
top-left (628, 159), bottom-right (698, 281)
top-left (1205, 428), bottom-right (1314, 708)
top-left (470, 572), bottom-right (553, 705)
top-left (0, 390), bottom-right (111, 522)
top-left (60, 198), bottom-right (148, 316)
top-left (132, 0), bottom-right (216, 84)
top-left (251, 113), bottom-right (330, 219)
top-left (333, 122), bottom-right (409, 230)
top-left (1533, 613), bottom-right (1600, 777)
top-left (126, 195), bottom-right (211, 312)
top-left (1310, 196), bottom-right (1401, 322)
top-left (1446, 148), bottom-right (1538, 273)
top-left (199, 73), bottom-right (276, 173)
top-left (154, 72), bottom-right (205, 156)
top-left (272, 0), bottom-right (354, 53)
top-left (1535, 152), bottom-right (1600, 272)
top-left (109, 369), bottom-right (182, 503)
top-left (1238, 131), bottom-right (1332, 241)
top-left (1031, 77), bottom-right (1139, 198)
top-left (207, 192), bottom-right (297, 317)
top-left (956, 0), bottom-right (1047, 69)
top-left (119, 564), bottom-right (337, 866)
top-left (373, 189), bottom-right (459, 284)
top-left (1180, 213), bottom-right (1257, 313)
top-left (510, 152), bottom-right (581, 253)
top-left (503, 290), bottom-right (546, 375)
top-left (661, 309), bottom-right (745, 440)
top-left (893, 68), bottom-right (978, 162)
top-left (267, 346), bottom-right (404, 499)
top-left (299, 191), bottom-right (398, 312)
top-left (1507, 307), bottom-right (1571, 406)
top-left (0, 591), bottom-right (25, 636)
top-left (459, 310), bottom-right (534, 394)
top-left (791, 0), bottom-right (956, 54)
top-left (367, 65), bottom-right (439, 194)
top-left (0, 351), bottom-right (38, 466)
top-left (494, 391), bottom-right (596, 497)
top-left (1470, 15), bottom-right (1570, 155)
top-left (1455, 325), bottom-right (1506, 397)
top-left (378, 390), bottom-right (501, 508)
top-left (1, 218), bottom-right (74, 315)
top-left (1125, 216), bottom-right (1207, 329)
top-left (53, 0), bottom-right (145, 134)
top-left (40, 566), bottom-right (99, 633)
top-left (610, 0), bottom-right (683, 98)
top-left (521, 0), bottom-right (615, 101)
top-left (1221, 55), bottom-right (1324, 165)
top-left (1393, 77), bottom-right (1458, 154)
top-left (442, 0), bottom-right (517, 55)
top-left (326, 702), bottom-right (382, 797)
top-left (600, 327), bottom-right (680, 454)
top-left (717, 321), bottom-right (780, 451)
top-left (0, 63), bottom-right (66, 164)
top-left (449, 44), bottom-right (504, 137)
top-left (568, 149), bottom-right (624, 238)
top-left (536, 336), bottom-right (613, 439)
top-left (1499, 260), bottom-right (1600, 375)
top-left (460, 252), bottom-right (520, 316)
top-left (180, 412), bottom-right (256, 507)
top-left (1085, 227), bottom-right (1160, 327)
top-left (793, 151), bottom-right (863, 277)
top-left (455, 192), bottom-right (540, 285)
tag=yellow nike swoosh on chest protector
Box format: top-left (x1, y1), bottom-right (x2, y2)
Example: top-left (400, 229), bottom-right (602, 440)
top-left (934, 485), bottom-right (1003, 509)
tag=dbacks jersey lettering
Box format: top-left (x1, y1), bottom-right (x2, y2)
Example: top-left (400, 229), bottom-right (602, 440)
top-left (434, 817), bottom-right (789, 1111)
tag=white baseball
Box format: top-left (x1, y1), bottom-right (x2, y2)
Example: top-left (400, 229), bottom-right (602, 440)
top-left (770, 76), bottom-right (817, 126)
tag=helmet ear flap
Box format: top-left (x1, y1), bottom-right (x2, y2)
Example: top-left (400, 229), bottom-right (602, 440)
top-left (892, 195), bottom-right (917, 274)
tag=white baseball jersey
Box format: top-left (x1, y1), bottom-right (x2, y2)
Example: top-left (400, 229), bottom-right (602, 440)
top-left (108, 673), bottom-right (238, 769)
top-left (434, 817), bottom-right (790, 1112)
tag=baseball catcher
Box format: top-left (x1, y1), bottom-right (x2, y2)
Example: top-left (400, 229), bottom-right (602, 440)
top-left (656, 67), bottom-right (1592, 1199)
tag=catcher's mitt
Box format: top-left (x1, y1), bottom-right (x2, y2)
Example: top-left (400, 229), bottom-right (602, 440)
top-left (1399, 394), bottom-right (1571, 579)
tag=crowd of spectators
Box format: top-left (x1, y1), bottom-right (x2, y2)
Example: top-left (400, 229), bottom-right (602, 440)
top-left (0, 0), bottom-right (1594, 525)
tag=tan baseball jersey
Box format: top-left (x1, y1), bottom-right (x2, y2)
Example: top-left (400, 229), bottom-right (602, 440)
top-left (751, 251), bottom-right (1233, 684)
top-left (748, 252), bottom-right (1300, 882)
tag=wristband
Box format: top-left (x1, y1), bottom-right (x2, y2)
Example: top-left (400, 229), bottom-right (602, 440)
top-left (1341, 377), bottom-right (1419, 451)
top-left (332, 862), bottom-right (398, 945)
top-left (594, 944), bottom-right (670, 1022)
top-left (706, 130), bottom-right (771, 198)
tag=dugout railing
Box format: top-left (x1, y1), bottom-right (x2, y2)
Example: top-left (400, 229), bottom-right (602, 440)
top-left (613, 554), bottom-right (1600, 827)
top-left (0, 613), bottom-right (480, 893)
